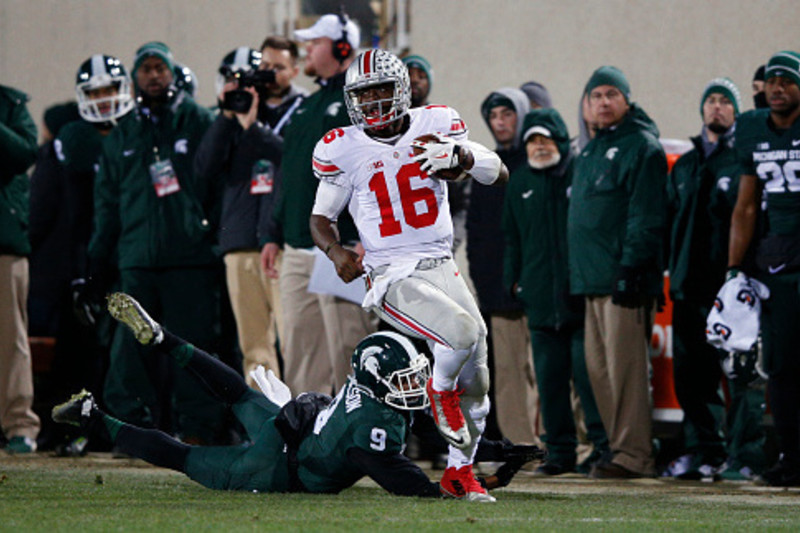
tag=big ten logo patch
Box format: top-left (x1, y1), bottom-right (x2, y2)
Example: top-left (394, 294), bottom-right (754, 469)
top-left (251, 160), bottom-right (274, 195)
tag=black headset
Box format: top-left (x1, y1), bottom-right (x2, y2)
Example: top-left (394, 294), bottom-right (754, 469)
top-left (332, 9), bottom-right (353, 63)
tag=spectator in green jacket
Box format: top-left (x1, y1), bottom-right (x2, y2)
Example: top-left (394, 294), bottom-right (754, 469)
top-left (261, 13), bottom-right (376, 396)
top-left (666, 78), bottom-right (767, 481)
top-left (0, 84), bottom-right (40, 454)
top-left (503, 108), bottom-right (608, 476)
top-left (87, 41), bottom-right (225, 444)
top-left (568, 66), bottom-right (667, 479)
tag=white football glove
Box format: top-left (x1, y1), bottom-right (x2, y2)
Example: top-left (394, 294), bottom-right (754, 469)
top-left (250, 366), bottom-right (292, 407)
top-left (411, 134), bottom-right (462, 174)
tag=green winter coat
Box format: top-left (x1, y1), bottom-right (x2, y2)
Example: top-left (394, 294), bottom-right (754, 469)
top-left (503, 108), bottom-right (583, 329)
top-left (567, 103), bottom-right (667, 296)
top-left (667, 132), bottom-right (740, 302)
top-left (89, 96), bottom-right (215, 270)
top-left (271, 72), bottom-right (357, 248)
top-left (0, 85), bottom-right (38, 256)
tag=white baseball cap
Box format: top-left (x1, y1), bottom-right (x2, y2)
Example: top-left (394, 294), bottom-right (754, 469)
top-left (523, 125), bottom-right (552, 142)
top-left (294, 14), bottom-right (360, 52)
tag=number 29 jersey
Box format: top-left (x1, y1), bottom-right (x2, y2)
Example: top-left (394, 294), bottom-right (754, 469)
top-left (737, 108), bottom-right (800, 235)
top-left (312, 105), bottom-right (468, 269)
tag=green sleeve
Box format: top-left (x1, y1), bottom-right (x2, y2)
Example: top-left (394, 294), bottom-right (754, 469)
top-left (502, 174), bottom-right (522, 295)
top-left (0, 98), bottom-right (37, 179)
top-left (620, 140), bottom-right (668, 268)
top-left (88, 135), bottom-right (121, 265)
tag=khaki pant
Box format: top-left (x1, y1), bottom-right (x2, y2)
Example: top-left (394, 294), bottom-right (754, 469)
top-left (0, 255), bottom-right (40, 440)
top-left (491, 313), bottom-right (542, 446)
top-left (279, 246), bottom-right (376, 396)
top-left (224, 251), bottom-right (283, 388)
top-left (584, 295), bottom-right (654, 475)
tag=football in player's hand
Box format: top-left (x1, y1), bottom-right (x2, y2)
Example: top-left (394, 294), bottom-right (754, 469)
top-left (411, 134), bottom-right (468, 181)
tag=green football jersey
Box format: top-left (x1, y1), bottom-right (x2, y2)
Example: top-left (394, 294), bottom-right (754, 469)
top-left (297, 379), bottom-right (409, 493)
top-left (737, 109), bottom-right (800, 235)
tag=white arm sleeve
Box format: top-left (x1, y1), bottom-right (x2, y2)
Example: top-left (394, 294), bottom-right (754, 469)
top-left (312, 180), bottom-right (352, 221)
top-left (461, 140), bottom-right (502, 185)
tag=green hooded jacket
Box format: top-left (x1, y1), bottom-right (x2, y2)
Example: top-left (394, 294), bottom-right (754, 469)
top-left (567, 103), bottom-right (667, 296)
top-left (503, 108), bottom-right (583, 329)
top-left (0, 85), bottom-right (38, 256)
top-left (89, 95), bottom-right (215, 270)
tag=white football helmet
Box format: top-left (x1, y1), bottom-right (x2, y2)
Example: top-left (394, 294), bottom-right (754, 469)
top-left (344, 49), bottom-right (411, 130)
top-left (75, 54), bottom-right (135, 124)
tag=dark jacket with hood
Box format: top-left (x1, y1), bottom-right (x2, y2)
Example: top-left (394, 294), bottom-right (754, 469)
top-left (567, 103), bottom-right (667, 297)
top-left (503, 108), bottom-right (583, 330)
top-left (0, 85), bottom-right (37, 257)
top-left (467, 87), bottom-right (529, 313)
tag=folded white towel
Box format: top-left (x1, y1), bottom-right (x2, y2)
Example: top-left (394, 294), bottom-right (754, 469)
top-left (706, 273), bottom-right (770, 352)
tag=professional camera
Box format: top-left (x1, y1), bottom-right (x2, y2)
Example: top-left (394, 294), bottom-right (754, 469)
top-left (220, 68), bottom-right (276, 113)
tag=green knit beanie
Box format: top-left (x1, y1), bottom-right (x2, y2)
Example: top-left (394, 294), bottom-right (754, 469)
top-left (133, 41), bottom-right (174, 75)
top-left (700, 77), bottom-right (741, 116)
top-left (402, 55), bottom-right (433, 90)
top-left (584, 66), bottom-right (630, 103)
top-left (765, 50), bottom-right (800, 89)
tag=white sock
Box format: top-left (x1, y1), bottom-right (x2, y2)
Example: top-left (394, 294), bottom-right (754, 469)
top-left (447, 437), bottom-right (480, 469)
top-left (431, 344), bottom-right (471, 391)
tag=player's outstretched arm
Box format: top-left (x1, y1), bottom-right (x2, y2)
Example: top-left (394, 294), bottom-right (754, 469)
top-left (310, 214), bottom-right (364, 283)
top-left (346, 447), bottom-right (441, 497)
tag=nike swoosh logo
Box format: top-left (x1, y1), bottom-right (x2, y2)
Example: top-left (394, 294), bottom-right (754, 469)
top-left (434, 153), bottom-right (449, 159)
top-left (449, 435), bottom-right (465, 446)
top-left (123, 149), bottom-right (135, 157)
top-left (793, 139), bottom-right (800, 147)
top-left (522, 190), bottom-right (533, 199)
top-left (769, 263), bottom-right (787, 274)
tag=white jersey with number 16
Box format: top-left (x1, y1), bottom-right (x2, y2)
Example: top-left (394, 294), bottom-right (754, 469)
top-left (312, 105), bottom-right (468, 270)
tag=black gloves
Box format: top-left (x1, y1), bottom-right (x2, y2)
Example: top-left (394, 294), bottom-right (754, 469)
top-left (612, 265), bottom-right (646, 308)
top-left (71, 278), bottom-right (103, 327)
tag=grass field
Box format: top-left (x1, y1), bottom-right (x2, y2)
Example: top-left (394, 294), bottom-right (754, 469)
top-left (2, 454), bottom-right (800, 531)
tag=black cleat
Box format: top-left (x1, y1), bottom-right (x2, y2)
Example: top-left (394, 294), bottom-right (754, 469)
top-left (52, 390), bottom-right (97, 428)
top-left (107, 292), bottom-right (163, 345)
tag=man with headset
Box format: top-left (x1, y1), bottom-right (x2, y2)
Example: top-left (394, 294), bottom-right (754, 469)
top-left (261, 13), bottom-right (377, 396)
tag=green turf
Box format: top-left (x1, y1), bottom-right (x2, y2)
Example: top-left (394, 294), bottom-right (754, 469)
top-left (2, 461), bottom-right (800, 531)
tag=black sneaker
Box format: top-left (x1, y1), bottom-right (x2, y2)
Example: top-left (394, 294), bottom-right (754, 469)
top-left (758, 459), bottom-right (800, 487)
top-left (107, 292), bottom-right (163, 345)
top-left (52, 390), bottom-right (97, 428)
top-left (535, 461), bottom-right (575, 476)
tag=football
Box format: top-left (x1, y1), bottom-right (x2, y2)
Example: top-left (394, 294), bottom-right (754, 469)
top-left (411, 134), bottom-right (468, 181)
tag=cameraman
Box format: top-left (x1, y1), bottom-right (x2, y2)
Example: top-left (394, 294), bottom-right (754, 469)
top-left (258, 36), bottom-right (308, 135)
top-left (194, 45), bottom-right (286, 388)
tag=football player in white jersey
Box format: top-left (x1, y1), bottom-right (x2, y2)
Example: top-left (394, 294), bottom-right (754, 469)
top-left (309, 48), bottom-right (508, 502)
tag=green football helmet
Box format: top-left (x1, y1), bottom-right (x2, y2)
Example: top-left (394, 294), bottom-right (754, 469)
top-left (351, 332), bottom-right (430, 410)
top-left (75, 54), bottom-right (135, 124)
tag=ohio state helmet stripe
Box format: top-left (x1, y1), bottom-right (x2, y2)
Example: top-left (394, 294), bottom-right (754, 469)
top-left (362, 49), bottom-right (373, 75)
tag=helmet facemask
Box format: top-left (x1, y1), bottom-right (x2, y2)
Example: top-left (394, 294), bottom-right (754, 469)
top-left (76, 55), bottom-right (134, 125)
top-left (383, 355), bottom-right (431, 410)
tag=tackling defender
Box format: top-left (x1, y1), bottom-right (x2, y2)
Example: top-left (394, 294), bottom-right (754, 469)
top-left (309, 49), bottom-right (508, 500)
top-left (52, 293), bottom-right (537, 498)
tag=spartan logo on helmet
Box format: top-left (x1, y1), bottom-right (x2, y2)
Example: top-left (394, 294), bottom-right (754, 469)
top-left (75, 54), bottom-right (135, 124)
top-left (351, 331), bottom-right (430, 410)
top-left (344, 49), bottom-right (411, 130)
